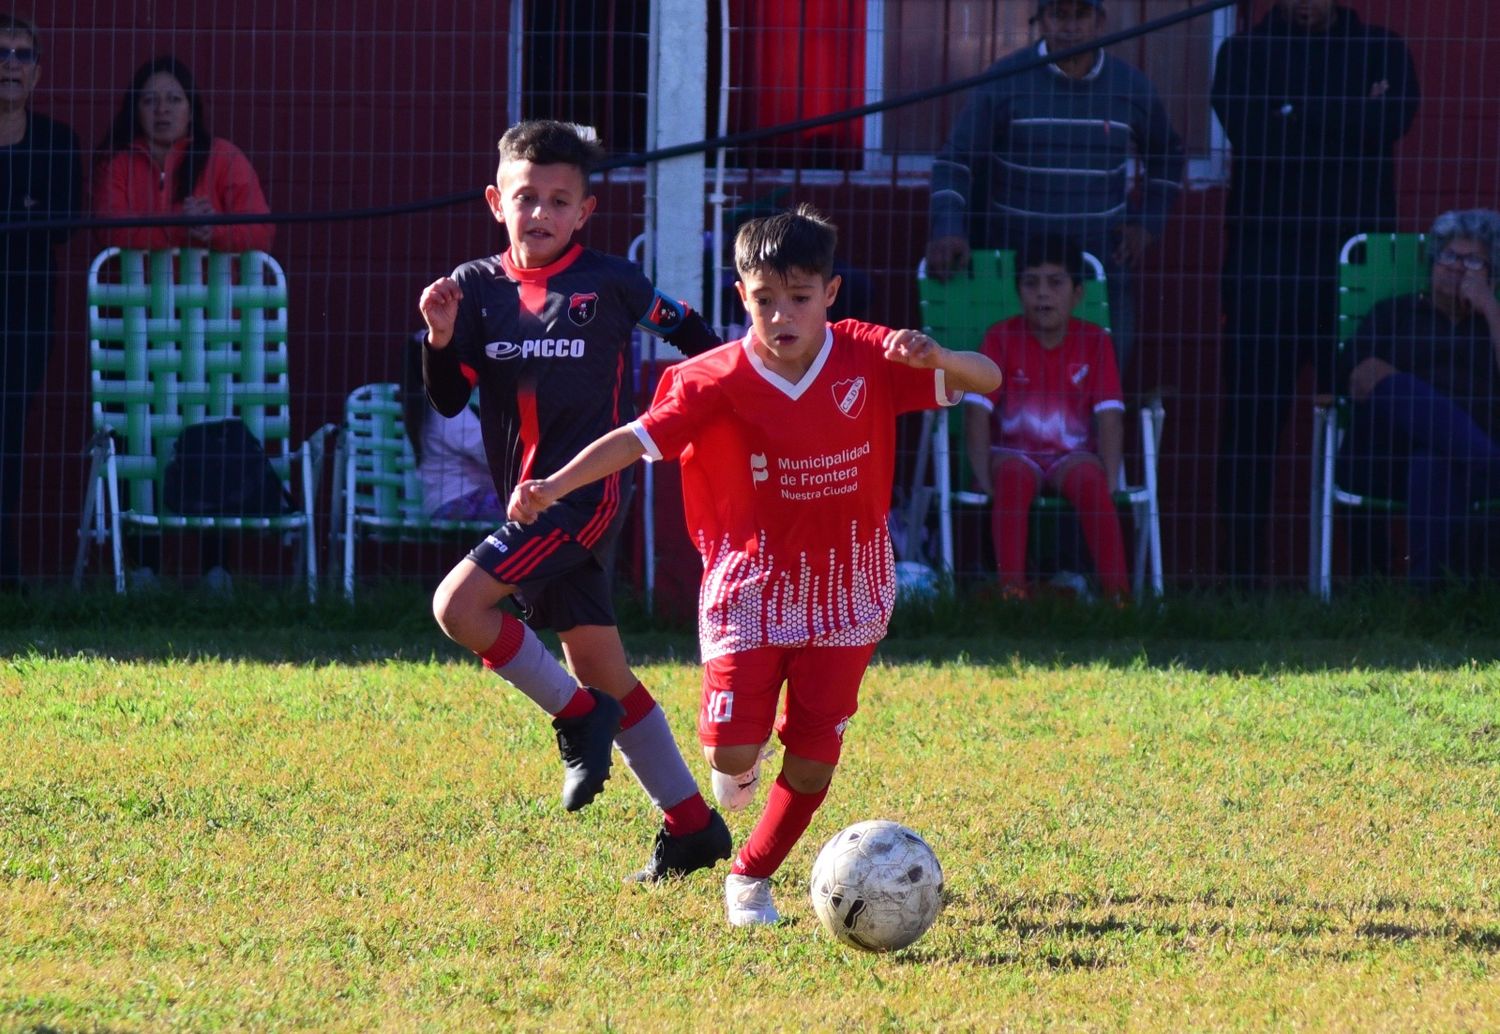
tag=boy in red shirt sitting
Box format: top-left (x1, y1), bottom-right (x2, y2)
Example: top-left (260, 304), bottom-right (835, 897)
top-left (965, 233), bottom-right (1130, 599)
top-left (509, 205), bottom-right (1000, 926)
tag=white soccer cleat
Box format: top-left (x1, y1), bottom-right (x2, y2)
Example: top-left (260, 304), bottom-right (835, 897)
top-left (711, 742), bottom-right (774, 813)
top-left (725, 874), bottom-right (780, 926)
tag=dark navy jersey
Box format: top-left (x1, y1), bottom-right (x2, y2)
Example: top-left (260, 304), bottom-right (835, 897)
top-left (426, 242), bottom-right (714, 546)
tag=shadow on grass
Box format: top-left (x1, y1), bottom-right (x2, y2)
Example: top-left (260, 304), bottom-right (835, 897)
top-left (5, 580), bottom-right (1500, 670)
top-left (908, 888), bottom-right (1500, 966)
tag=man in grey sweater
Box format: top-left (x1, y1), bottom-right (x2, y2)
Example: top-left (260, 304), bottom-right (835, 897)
top-left (925, 0), bottom-right (1184, 373)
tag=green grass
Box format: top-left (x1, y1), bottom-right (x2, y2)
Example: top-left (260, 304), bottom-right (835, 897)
top-left (2, 587), bottom-right (1499, 1030)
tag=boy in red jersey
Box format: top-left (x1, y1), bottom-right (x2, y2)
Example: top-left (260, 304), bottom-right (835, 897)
top-left (964, 233), bottom-right (1129, 599)
top-left (417, 120), bottom-right (731, 882)
top-left (509, 204), bottom-right (1001, 925)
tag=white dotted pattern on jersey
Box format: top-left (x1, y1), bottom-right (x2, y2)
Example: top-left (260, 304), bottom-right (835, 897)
top-left (696, 521), bottom-right (896, 662)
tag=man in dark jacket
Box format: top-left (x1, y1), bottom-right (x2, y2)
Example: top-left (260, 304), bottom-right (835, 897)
top-left (1211, 0), bottom-right (1418, 588)
top-left (0, 13), bottom-right (82, 591)
top-left (927, 0), bottom-right (1184, 375)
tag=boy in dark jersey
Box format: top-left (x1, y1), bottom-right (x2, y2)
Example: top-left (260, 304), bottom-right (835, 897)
top-left (509, 205), bottom-right (1001, 926)
top-left (417, 120), bottom-right (730, 881)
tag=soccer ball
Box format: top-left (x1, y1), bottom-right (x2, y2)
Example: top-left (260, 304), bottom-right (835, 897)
top-left (809, 819), bottom-right (944, 952)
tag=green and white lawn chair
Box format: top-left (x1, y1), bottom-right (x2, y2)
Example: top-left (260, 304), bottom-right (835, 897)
top-left (911, 249), bottom-right (1164, 597)
top-left (329, 383), bottom-right (496, 600)
top-left (72, 248), bottom-right (329, 599)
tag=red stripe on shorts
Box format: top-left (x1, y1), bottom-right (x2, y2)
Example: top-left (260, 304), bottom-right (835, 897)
top-left (494, 528), bottom-right (568, 582)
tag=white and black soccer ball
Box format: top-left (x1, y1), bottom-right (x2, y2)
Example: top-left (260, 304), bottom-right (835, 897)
top-left (809, 819), bottom-right (943, 952)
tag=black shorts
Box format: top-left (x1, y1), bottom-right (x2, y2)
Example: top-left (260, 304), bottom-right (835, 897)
top-left (467, 488), bottom-right (633, 633)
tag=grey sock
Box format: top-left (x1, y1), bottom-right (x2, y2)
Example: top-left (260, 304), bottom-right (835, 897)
top-left (615, 703), bottom-right (699, 812)
top-left (489, 624), bottom-right (578, 715)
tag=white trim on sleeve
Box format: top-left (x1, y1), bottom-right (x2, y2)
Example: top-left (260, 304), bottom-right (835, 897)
top-left (935, 369), bottom-right (962, 407)
top-left (965, 392), bottom-right (995, 413)
top-left (629, 420), bottom-right (664, 462)
top-left (1093, 399), bottom-right (1126, 414)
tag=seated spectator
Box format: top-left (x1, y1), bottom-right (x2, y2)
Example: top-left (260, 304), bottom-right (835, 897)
top-left (94, 54), bottom-right (273, 252)
top-left (399, 331), bottom-right (501, 521)
top-left (963, 233), bottom-right (1129, 600)
top-left (1336, 209), bottom-right (1500, 585)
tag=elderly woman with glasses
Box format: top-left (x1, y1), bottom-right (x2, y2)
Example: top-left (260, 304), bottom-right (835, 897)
top-left (1336, 208), bottom-right (1500, 585)
top-left (94, 54), bottom-right (273, 252)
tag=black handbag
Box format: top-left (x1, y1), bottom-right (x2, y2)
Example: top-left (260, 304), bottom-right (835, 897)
top-left (161, 418), bottom-right (295, 516)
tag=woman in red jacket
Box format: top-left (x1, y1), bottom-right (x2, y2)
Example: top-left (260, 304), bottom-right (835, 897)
top-left (94, 55), bottom-right (273, 253)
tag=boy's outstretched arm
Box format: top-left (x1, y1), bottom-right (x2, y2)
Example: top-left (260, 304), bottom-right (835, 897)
top-left (882, 328), bottom-right (1002, 395)
top-left (509, 426), bottom-right (647, 524)
top-left (419, 276), bottom-right (473, 416)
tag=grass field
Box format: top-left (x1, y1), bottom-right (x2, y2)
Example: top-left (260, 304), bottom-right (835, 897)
top-left (2, 587), bottom-right (1499, 1031)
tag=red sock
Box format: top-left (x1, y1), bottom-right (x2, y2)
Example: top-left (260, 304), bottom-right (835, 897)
top-left (617, 682), bottom-right (711, 836)
top-left (617, 682), bottom-right (654, 730)
top-left (478, 614), bottom-right (525, 669)
top-left (1060, 462), bottom-right (1129, 595)
top-left (731, 773), bottom-right (829, 879)
top-left (992, 459), bottom-right (1038, 589)
top-left (663, 794), bottom-right (712, 836)
top-left (553, 687), bottom-right (596, 719)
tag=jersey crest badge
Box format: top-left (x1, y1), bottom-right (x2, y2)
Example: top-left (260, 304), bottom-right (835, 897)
top-left (568, 292), bottom-right (598, 326)
top-left (833, 377), bottom-right (867, 419)
top-left (1069, 362), bottom-right (1090, 385)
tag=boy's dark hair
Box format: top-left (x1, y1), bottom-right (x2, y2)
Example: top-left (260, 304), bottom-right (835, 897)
top-left (1016, 233), bottom-right (1085, 286)
top-left (496, 120), bottom-right (604, 178)
top-left (734, 203), bottom-right (838, 281)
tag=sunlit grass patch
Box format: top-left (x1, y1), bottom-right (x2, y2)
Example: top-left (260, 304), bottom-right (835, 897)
top-left (1, 630), bottom-right (1498, 1030)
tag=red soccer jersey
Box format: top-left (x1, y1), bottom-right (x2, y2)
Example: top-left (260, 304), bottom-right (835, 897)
top-left (973, 315), bottom-right (1123, 457)
top-left (633, 320), bottom-right (956, 660)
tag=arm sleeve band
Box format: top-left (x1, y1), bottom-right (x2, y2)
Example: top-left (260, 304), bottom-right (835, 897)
top-left (636, 289), bottom-right (721, 357)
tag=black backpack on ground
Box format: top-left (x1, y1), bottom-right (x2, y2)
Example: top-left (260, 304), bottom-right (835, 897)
top-left (161, 418), bottom-right (295, 517)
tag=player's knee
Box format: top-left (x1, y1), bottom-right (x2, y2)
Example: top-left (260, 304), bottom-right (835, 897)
top-left (782, 752), bottom-right (836, 794)
top-left (431, 580), bottom-right (471, 640)
top-left (705, 743), bottom-right (763, 777)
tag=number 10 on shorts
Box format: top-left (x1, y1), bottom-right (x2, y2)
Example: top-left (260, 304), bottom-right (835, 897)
top-left (706, 689), bottom-right (734, 723)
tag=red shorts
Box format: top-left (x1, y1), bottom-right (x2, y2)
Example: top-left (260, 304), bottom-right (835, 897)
top-left (697, 643), bottom-right (878, 766)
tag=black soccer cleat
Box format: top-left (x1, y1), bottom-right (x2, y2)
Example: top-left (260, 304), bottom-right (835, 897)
top-left (552, 688), bottom-right (624, 812)
top-left (629, 809), bottom-right (733, 883)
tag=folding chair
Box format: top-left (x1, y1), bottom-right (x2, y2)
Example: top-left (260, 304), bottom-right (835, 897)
top-left (72, 248), bottom-right (329, 599)
top-left (328, 383), bottom-right (496, 600)
top-left (909, 249), bottom-right (1164, 597)
top-left (1309, 233), bottom-right (1500, 597)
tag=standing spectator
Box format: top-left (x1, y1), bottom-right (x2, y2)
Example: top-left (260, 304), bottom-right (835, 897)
top-left (1211, 0), bottom-right (1418, 588)
top-left (926, 0), bottom-right (1184, 374)
top-left (95, 55), bottom-right (275, 591)
top-left (94, 55), bottom-right (273, 253)
top-left (0, 13), bottom-right (81, 591)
